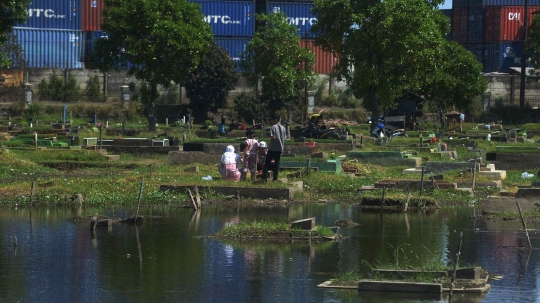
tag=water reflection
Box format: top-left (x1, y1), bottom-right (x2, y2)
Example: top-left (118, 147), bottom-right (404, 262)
top-left (0, 205), bottom-right (538, 302)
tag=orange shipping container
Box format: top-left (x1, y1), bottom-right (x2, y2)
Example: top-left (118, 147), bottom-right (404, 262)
top-left (300, 39), bottom-right (338, 75)
top-left (81, 0), bottom-right (104, 31)
top-left (484, 6), bottom-right (540, 41)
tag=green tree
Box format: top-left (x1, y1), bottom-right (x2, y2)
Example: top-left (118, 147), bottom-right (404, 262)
top-left (91, 0), bottom-right (213, 130)
top-left (185, 42), bottom-right (239, 122)
top-left (421, 41), bottom-right (487, 128)
top-left (233, 93), bottom-right (267, 124)
top-left (527, 14), bottom-right (540, 74)
top-left (240, 12), bottom-right (315, 136)
top-left (312, 0), bottom-right (446, 129)
top-left (0, 0), bottom-right (29, 69)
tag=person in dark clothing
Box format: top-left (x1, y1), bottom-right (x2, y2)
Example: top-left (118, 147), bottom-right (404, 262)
top-left (262, 114), bottom-right (286, 182)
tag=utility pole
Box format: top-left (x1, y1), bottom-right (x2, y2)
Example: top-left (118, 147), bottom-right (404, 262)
top-left (520, 0), bottom-right (529, 109)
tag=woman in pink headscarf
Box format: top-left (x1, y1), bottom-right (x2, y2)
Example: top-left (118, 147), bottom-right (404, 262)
top-left (218, 145), bottom-right (242, 181)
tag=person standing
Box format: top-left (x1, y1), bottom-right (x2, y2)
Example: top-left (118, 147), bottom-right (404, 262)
top-left (263, 114), bottom-right (286, 182)
top-left (241, 129), bottom-right (258, 181)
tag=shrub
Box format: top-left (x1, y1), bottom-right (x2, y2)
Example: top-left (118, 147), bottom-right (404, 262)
top-left (9, 101), bottom-right (26, 116)
top-left (85, 75), bottom-right (107, 102)
top-left (37, 72), bottom-right (81, 102)
top-left (25, 102), bottom-right (43, 120)
top-left (45, 105), bottom-right (61, 115)
top-left (234, 93), bottom-right (267, 124)
top-left (320, 93), bottom-right (339, 107)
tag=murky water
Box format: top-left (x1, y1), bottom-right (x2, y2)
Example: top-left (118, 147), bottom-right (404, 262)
top-left (0, 204), bottom-right (539, 303)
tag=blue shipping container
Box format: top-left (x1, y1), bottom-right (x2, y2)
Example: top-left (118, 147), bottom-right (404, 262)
top-left (13, 27), bottom-right (83, 69)
top-left (466, 43), bottom-right (484, 64)
top-left (467, 8), bottom-right (484, 41)
top-left (470, 0), bottom-right (540, 6)
top-left (190, 1), bottom-right (254, 37)
top-left (18, 0), bottom-right (81, 30)
top-left (453, 0), bottom-right (468, 8)
top-left (83, 30), bottom-right (107, 64)
top-left (268, 2), bottom-right (317, 38)
top-left (482, 42), bottom-right (531, 72)
top-left (214, 37), bottom-right (250, 70)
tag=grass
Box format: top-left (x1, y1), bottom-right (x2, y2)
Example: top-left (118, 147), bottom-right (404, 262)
top-left (211, 220), bottom-right (335, 239)
top-left (2, 118), bottom-right (540, 209)
top-left (330, 244), bottom-right (453, 285)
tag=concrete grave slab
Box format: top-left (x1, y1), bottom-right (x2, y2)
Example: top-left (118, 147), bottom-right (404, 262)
top-left (483, 197), bottom-right (540, 214)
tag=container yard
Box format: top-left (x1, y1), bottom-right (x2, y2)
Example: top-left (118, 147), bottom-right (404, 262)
top-left (12, 0), bottom-right (537, 75)
top-left (448, 0), bottom-right (539, 72)
top-left (13, 27), bottom-right (83, 69)
top-left (9, 0), bottom-right (340, 75)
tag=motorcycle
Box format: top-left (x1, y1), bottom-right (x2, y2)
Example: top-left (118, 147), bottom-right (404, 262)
top-left (303, 122), bottom-right (341, 139)
top-left (371, 121), bottom-right (407, 138)
top-left (371, 121), bottom-right (388, 138)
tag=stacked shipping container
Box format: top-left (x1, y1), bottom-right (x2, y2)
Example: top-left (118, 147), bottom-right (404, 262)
top-left (14, 0), bottom-right (83, 68)
top-left (451, 1), bottom-right (539, 72)
top-left (12, 0), bottom-right (337, 74)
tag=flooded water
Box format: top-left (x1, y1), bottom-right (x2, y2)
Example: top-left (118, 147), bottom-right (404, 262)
top-left (0, 204), bottom-right (539, 303)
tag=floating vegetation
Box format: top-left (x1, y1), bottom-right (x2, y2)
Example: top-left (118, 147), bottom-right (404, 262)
top-left (210, 220), bottom-right (341, 242)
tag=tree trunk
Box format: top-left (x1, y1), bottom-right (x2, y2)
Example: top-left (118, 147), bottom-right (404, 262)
top-left (369, 88), bottom-right (380, 132)
top-left (145, 83), bottom-right (158, 132)
top-left (286, 102), bottom-right (291, 139)
top-left (438, 107), bottom-right (445, 130)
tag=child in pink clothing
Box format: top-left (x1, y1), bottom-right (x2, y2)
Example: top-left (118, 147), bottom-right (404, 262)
top-left (242, 129), bottom-right (258, 181)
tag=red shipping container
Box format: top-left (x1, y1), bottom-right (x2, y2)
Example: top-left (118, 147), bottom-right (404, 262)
top-left (300, 39), bottom-right (338, 75)
top-left (81, 0), bottom-right (104, 31)
top-left (452, 8), bottom-right (468, 42)
top-left (484, 6), bottom-right (540, 41)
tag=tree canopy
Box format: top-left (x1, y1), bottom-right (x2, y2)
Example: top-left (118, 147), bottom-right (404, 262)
top-left (527, 14), bottom-right (540, 75)
top-left (92, 0), bottom-right (213, 129)
top-left (185, 42), bottom-right (239, 122)
top-left (311, 0), bottom-right (448, 126)
top-left (240, 12), bottom-right (316, 114)
top-left (421, 40), bottom-right (487, 126)
top-left (0, 0), bottom-right (29, 70)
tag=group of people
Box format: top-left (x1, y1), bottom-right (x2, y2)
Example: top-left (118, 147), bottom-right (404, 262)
top-left (218, 114), bottom-right (286, 183)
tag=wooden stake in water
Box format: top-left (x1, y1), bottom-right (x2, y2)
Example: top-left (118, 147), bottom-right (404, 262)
top-left (420, 165), bottom-right (425, 196)
top-left (136, 178), bottom-right (144, 219)
top-left (186, 189), bottom-right (197, 210)
top-left (430, 172), bottom-right (439, 190)
top-left (449, 231), bottom-right (464, 302)
top-left (30, 181), bottom-right (36, 206)
top-left (516, 201), bottom-right (532, 249)
top-left (380, 186), bottom-right (387, 218)
top-left (404, 190), bottom-right (411, 212)
top-left (195, 185), bottom-right (201, 208)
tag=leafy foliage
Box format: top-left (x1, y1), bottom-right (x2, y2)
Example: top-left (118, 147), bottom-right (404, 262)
top-left (0, 0), bottom-right (29, 70)
top-left (240, 12), bottom-right (316, 111)
top-left (185, 42), bottom-right (239, 121)
top-left (233, 93), bottom-right (268, 124)
top-left (528, 14), bottom-right (540, 74)
top-left (91, 0), bottom-right (213, 128)
top-left (85, 75), bottom-right (107, 102)
top-left (312, 0), bottom-right (447, 126)
top-left (420, 41), bottom-right (487, 127)
top-left (37, 73), bottom-right (81, 101)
